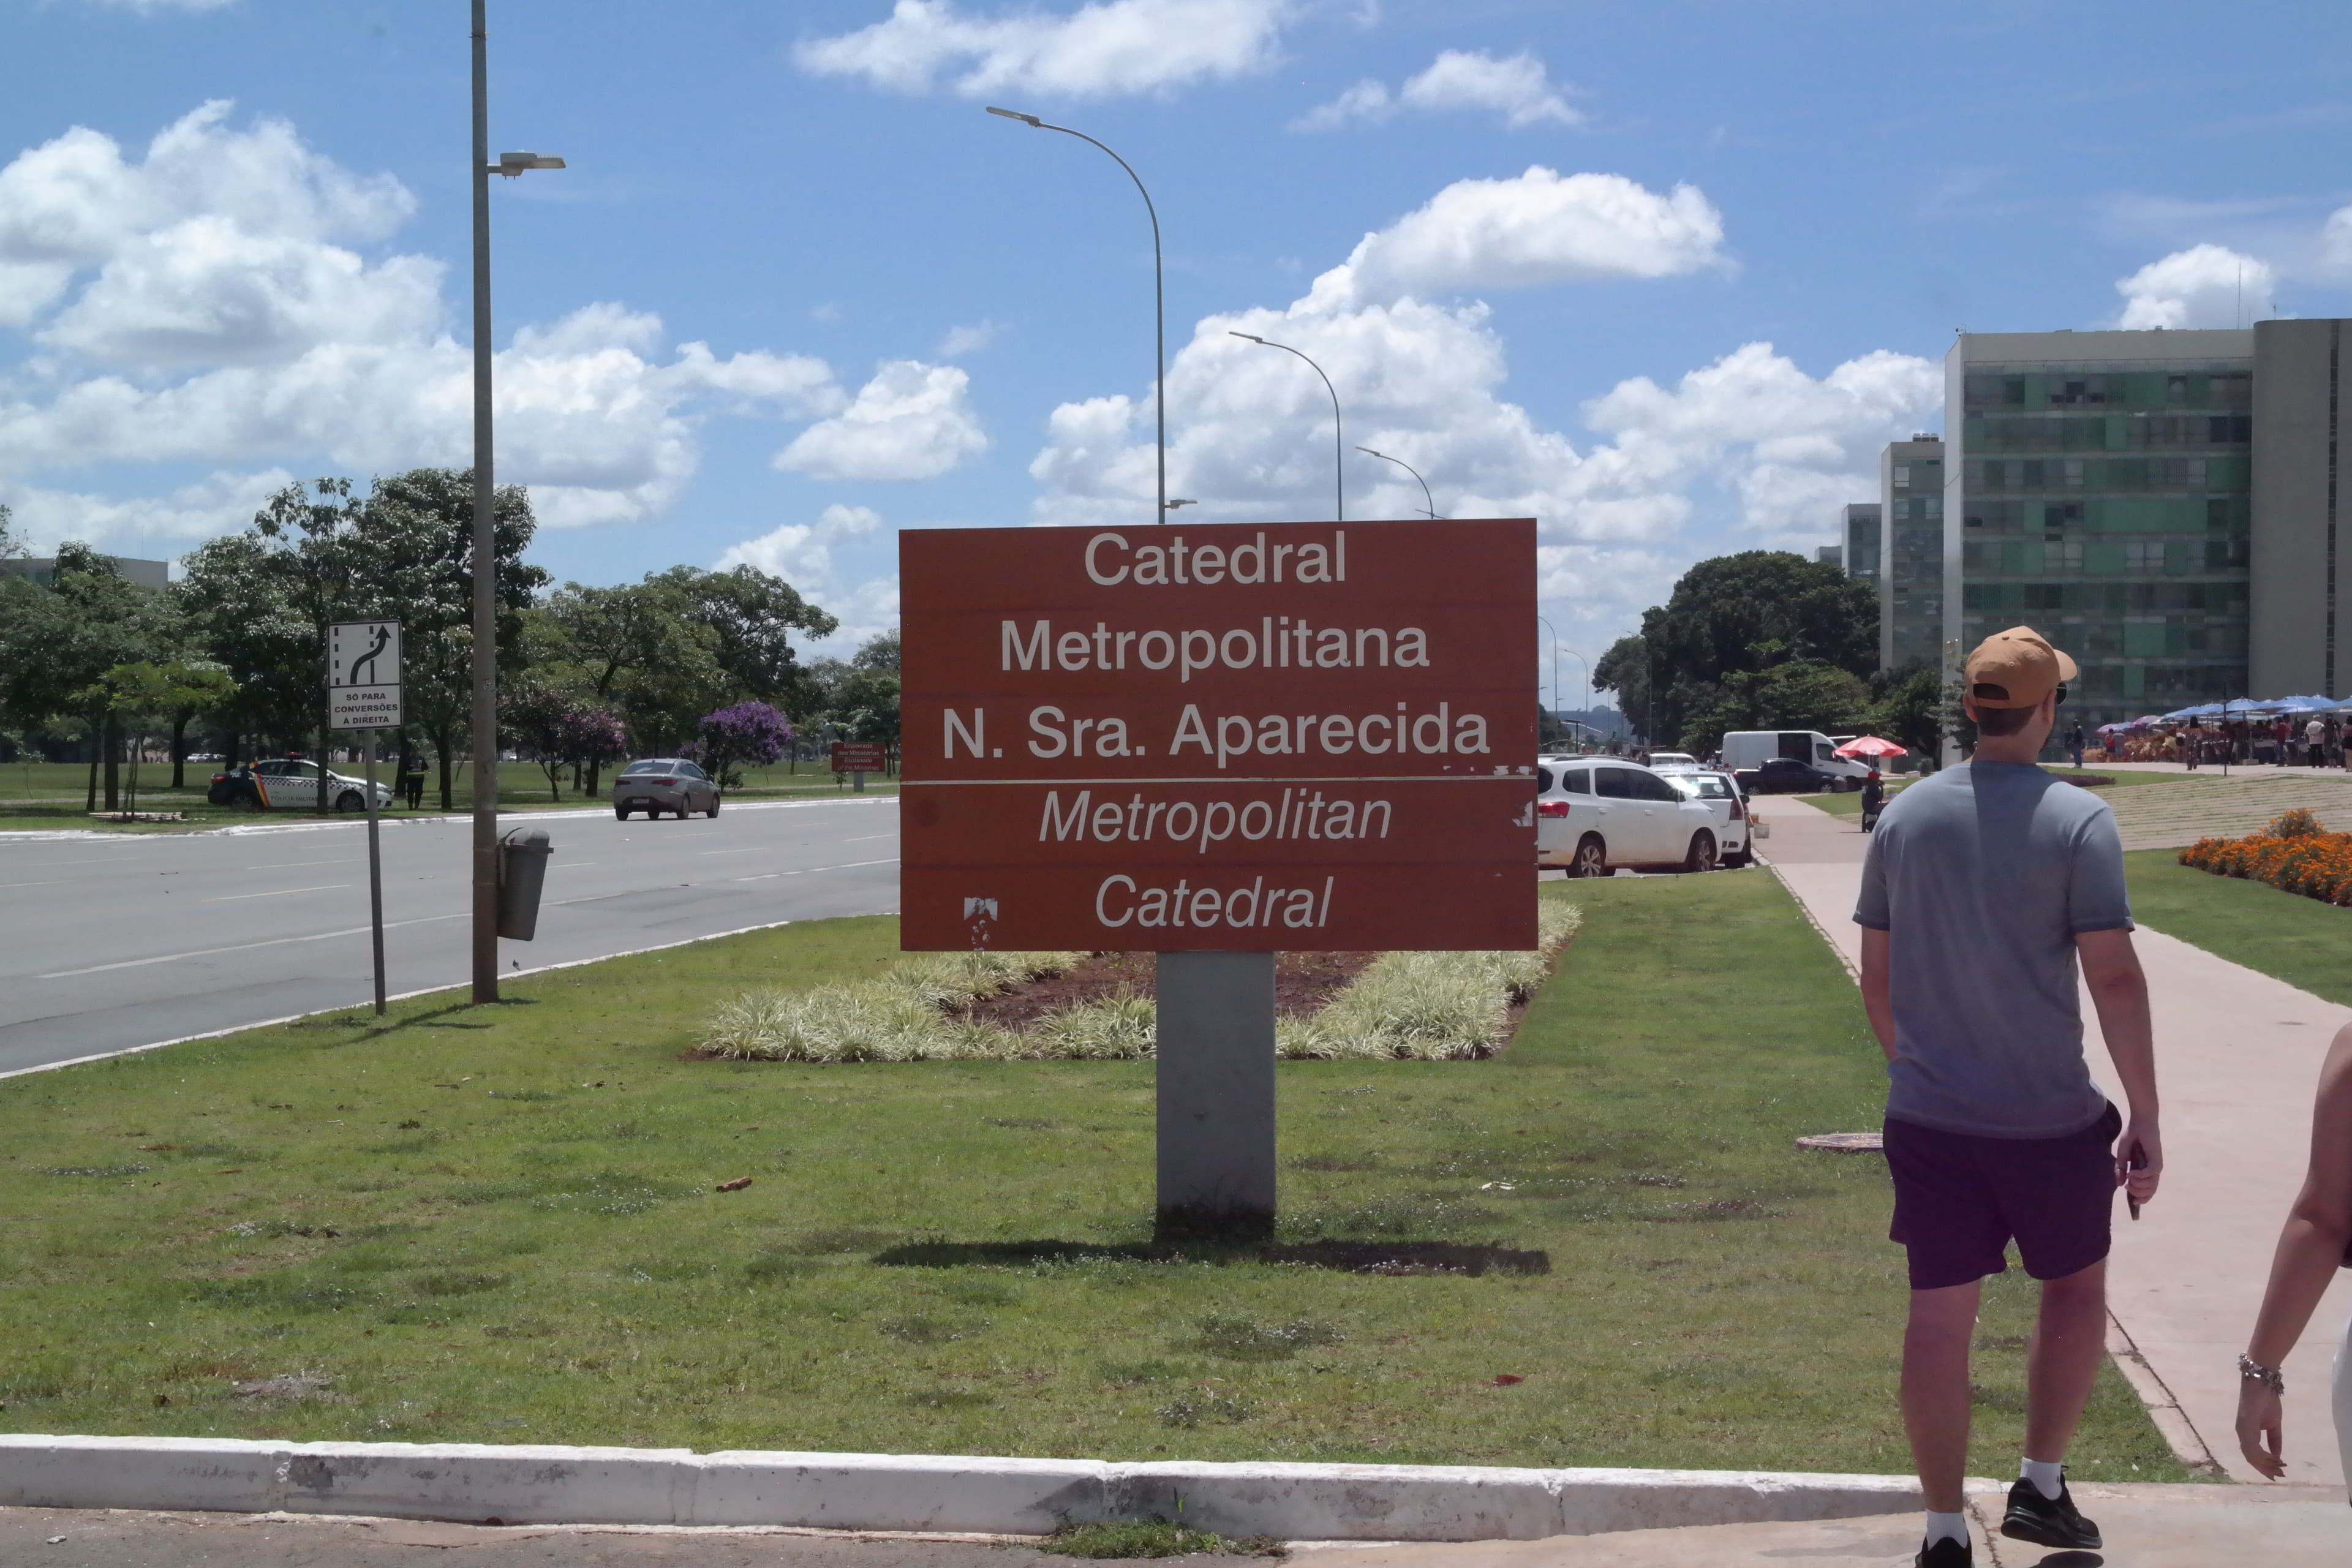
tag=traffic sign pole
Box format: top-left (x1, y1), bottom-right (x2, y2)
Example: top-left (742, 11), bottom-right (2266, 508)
top-left (329, 621), bottom-right (402, 1018)
top-left (363, 729), bottom-right (386, 1016)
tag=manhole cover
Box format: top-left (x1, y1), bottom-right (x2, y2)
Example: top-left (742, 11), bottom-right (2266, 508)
top-left (1796, 1131), bottom-right (1883, 1153)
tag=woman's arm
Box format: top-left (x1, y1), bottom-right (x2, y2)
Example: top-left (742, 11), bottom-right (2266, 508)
top-left (2236, 1022), bottom-right (2352, 1479)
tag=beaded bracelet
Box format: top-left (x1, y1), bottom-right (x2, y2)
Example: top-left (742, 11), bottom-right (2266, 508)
top-left (2238, 1353), bottom-right (2285, 1395)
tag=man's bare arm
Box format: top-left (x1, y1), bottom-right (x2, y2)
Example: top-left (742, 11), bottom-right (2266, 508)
top-left (2076, 926), bottom-right (2160, 1201)
top-left (1859, 926), bottom-right (1896, 1063)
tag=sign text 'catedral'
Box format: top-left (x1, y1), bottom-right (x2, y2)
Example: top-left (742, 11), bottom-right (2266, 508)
top-left (900, 519), bottom-right (1537, 952)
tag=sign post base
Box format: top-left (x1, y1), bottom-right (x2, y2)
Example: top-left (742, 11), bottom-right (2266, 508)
top-left (1155, 950), bottom-right (1276, 1239)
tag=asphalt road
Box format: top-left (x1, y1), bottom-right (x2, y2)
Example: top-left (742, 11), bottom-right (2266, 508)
top-left (0, 797), bottom-right (901, 1077)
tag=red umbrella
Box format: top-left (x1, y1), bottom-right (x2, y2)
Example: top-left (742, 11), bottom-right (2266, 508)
top-left (1833, 736), bottom-right (1907, 759)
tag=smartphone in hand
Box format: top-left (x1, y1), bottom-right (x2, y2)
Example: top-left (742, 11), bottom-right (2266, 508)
top-left (2127, 1143), bottom-right (2147, 1221)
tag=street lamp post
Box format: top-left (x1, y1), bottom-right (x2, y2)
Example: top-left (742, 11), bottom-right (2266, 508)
top-left (1356, 445), bottom-right (1436, 518)
top-left (469, 0), bottom-right (563, 1005)
top-left (987, 107), bottom-right (1166, 525)
top-left (1535, 614), bottom-right (1564, 741)
top-left (1230, 333), bottom-right (1341, 523)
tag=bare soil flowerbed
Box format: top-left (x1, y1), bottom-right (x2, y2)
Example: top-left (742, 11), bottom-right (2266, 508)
top-left (962, 951), bottom-right (1379, 1033)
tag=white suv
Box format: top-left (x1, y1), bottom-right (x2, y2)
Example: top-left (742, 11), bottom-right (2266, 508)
top-left (1534, 756), bottom-right (1724, 876)
top-left (1664, 769), bottom-right (1755, 869)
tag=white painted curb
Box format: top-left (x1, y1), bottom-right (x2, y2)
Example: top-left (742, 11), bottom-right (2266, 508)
top-left (0, 1436), bottom-right (1921, 1539)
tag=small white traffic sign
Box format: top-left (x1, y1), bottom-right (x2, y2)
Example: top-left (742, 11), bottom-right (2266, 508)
top-left (329, 620), bottom-right (402, 730)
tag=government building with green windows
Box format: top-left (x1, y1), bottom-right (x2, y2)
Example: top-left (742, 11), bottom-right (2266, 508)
top-left (1859, 322), bottom-right (2351, 734)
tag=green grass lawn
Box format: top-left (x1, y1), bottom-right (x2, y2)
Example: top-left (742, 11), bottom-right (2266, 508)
top-left (0, 758), bottom-right (894, 834)
top-left (2124, 847), bottom-right (2352, 1006)
top-left (0, 875), bottom-right (2184, 1480)
top-left (1797, 767), bottom-right (2208, 817)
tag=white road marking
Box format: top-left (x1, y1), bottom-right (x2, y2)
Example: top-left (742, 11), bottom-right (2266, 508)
top-left (204, 884), bottom-right (353, 902)
top-left (728, 856), bottom-right (899, 884)
top-left (38, 910), bottom-right (469, 979)
top-left (844, 832), bottom-right (898, 842)
top-left (0, 878), bottom-right (76, 890)
top-left (242, 858), bottom-right (364, 870)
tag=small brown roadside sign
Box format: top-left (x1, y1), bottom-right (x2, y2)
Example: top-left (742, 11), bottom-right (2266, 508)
top-left (900, 518), bottom-right (1537, 952)
top-left (831, 741), bottom-right (889, 774)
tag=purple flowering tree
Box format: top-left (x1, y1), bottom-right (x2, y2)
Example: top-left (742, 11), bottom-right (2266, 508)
top-left (690, 701), bottom-right (793, 794)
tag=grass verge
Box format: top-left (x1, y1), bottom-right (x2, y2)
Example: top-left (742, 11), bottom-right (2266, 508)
top-left (1796, 767), bottom-right (2209, 817)
top-left (1042, 1520), bottom-right (1283, 1558)
top-left (0, 876), bottom-right (2185, 1481)
top-left (2124, 846), bottom-right (2352, 1006)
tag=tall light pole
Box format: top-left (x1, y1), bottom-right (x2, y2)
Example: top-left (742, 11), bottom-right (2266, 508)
top-left (1357, 445), bottom-right (1436, 518)
top-left (987, 107), bottom-right (1165, 524)
top-left (1535, 614), bottom-right (1565, 739)
top-left (1231, 332), bottom-right (1341, 522)
top-left (470, 0), bottom-right (563, 1004)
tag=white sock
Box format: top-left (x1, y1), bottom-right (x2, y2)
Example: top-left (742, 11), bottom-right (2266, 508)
top-left (1924, 1510), bottom-right (1969, 1547)
top-left (2020, 1457), bottom-right (2064, 1499)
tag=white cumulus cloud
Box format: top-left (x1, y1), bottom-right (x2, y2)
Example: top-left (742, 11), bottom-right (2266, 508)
top-left (795, 0), bottom-right (1292, 99)
top-left (1295, 50), bottom-right (1581, 132)
top-left (935, 318), bottom-right (1000, 357)
top-left (0, 104), bottom-right (854, 545)
top-left (6, 467), bottom-right (293, 556)
top-left (1311, 167), bottom-right (1725, 307)
top-left (1029, 214), bottom-right (1932, 657)
top-left (715, 503), bottom-right (900, 655)
top-left (775, 360), bottom-right (987, 481)
top-left (2114, 243), bottom-right (2275, 329)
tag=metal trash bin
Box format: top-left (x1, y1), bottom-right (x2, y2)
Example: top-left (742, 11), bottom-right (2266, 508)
top-left (497, 827), bottom-right (554, 940)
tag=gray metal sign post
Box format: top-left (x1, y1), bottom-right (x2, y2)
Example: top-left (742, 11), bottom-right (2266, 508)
top-left (330, 621), bottom-right (402, 1016)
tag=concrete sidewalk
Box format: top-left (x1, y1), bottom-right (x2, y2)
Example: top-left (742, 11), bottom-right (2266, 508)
top-left (1303, 1482), bottom-right (2345, 1564)
top-left (1763, 795), bottom-right (2352, 1487)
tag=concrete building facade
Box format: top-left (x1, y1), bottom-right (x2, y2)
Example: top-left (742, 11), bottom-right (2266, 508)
top-left (2248, 317), bottom-right (2352, 701)
top-left (1842, 502), bottom-right (1881, 586)
top-left (0, 554), bottom-right (170, 589)
top-left (1880, 436), bottom-right (1944, 673)
top-left (1942, 330), bottom-right (2258, 731)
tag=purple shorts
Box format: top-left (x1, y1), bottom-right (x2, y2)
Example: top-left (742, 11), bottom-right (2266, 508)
top-left (1885, 1102), bottom-right (2122, 1291)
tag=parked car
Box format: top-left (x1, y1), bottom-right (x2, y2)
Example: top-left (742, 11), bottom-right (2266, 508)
top-left (207, 758), bottom-right (393, 812)
top-left (1663, 769), bottom-right (1756, 868)
top-left (612, 758), bottom-right (720, 820)
top-left (1734, 755), bottom-right (1843, 795)
top-left (1534, 756), bottom-right (1723, 875)
top-left (1645, 750), bottom-right (1702, 772)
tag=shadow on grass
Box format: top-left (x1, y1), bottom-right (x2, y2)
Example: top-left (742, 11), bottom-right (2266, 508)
top-left (873, 1237), bottom-right (1549, 1277)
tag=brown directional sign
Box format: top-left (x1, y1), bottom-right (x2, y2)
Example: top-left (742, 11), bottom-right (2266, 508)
top-left (831, 742), bottom-right (889, 774)
top-left (900, 519), bottom-right (1537, 952)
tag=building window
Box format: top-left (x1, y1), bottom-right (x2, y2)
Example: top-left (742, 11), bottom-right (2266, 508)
top-left (2124, 541), bottom-right (2165, 571)
top-left (1892, 464), bottom-right (1909, 489)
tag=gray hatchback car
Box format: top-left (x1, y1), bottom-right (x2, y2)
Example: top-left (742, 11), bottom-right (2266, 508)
top-left (611, 758), bottom-right (720, 820)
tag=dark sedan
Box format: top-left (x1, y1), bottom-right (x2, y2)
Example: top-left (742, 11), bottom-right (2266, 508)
top-left (1733, 756), bottom-right (1844, 794)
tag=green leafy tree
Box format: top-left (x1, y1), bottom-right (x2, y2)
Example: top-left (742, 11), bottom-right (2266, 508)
top-left (355, 469), bottom-right (546, 809)
top-left (0, 545), bottom-right (177, 810)
top-left (1871, 663), bottom-right (1950, 768)
top-left (650, 564), bottom-right (839, 706)
top-left (76, 660), bottom-right (236, 812)
top-left (1597, 551), bottom-right (1880, 750)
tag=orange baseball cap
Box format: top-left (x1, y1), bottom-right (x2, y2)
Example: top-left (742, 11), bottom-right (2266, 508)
top-left (1964, 626), bottom-right (2079, 709)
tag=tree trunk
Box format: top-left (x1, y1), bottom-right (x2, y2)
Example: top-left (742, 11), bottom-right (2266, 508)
top-left (432, 722), bottom-right (456, 811)
top-left (103, 712), bottom-right (120, 812)
top-left (170, 715), bottom-right (190, 790)
top-left (85, 733), bottom-right (99, 812)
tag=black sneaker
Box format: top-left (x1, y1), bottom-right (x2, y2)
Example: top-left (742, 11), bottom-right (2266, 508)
top-left (1915, 1536), bottom-right (1971, 1567)
top-left (2001, 1472), bottom-right (2101, 1549)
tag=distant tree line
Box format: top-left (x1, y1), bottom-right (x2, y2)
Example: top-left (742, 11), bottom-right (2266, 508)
top-left (1593, 549), bottom-right (1953, 761)
top-left (0, 474), bottom-right (899, 810)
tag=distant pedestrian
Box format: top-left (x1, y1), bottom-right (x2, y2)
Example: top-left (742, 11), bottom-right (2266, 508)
top-left (2305, 717), bottom-right (2327, 770)
top-left (1860, 768), bottom-right (1886, 832)
top-left (402, 753), bottom-right (427, 810)
top-left (1855, 627), bottom-right (2159, 1567)
top-left (2064, 722), bottom-right (2085, 769)
top-left (2233, 1018), bottom-right (2352, 1487)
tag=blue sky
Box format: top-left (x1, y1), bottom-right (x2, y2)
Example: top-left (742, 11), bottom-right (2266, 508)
top-left (6, 0), bottom-right (2352, 692)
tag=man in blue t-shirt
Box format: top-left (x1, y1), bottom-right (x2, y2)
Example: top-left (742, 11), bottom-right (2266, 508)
top-left (1855, 627), bottom-right (2162, 1568)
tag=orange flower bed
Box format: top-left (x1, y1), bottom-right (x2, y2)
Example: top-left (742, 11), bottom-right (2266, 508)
top-left (2177, 809), bottom-right (2352, 907)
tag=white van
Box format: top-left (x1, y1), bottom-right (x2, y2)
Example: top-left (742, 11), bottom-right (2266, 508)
top-left (1718, 730), bottom-right (1873, 791)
